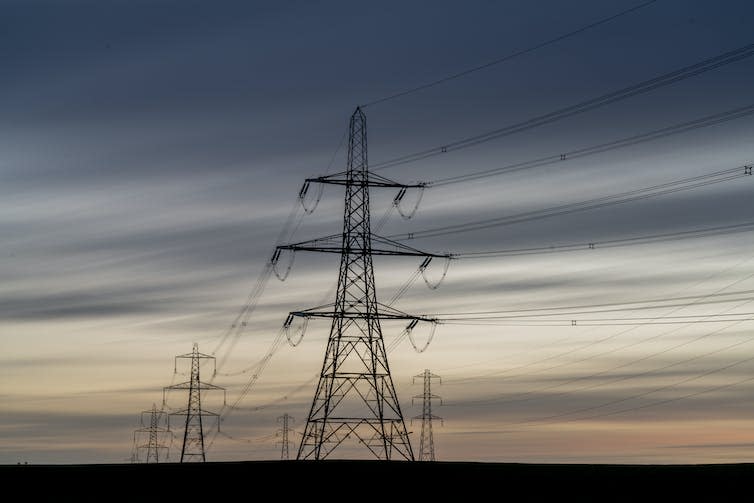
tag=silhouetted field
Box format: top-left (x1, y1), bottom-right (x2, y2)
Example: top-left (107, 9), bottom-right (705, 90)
top-left (3, 460), bottom-right (750, 500)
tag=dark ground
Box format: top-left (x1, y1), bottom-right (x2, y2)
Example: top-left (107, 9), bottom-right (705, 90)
top-left (3, 460), bottom-right (751, 501)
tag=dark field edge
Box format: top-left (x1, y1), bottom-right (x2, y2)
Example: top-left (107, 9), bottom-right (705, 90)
top-left (2, 460), bottom-right (751, 501)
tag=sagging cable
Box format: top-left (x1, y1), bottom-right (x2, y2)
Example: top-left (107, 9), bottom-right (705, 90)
top-left (271, 248), bottom-right (296, 281)
top-left (299, 181), bottom-right (324, 214)
top-left (395, 186), bottom-right (425, 220)
top-left (284, 315), bottom-right (308, 347)
top-left (407, 320), bottom-right (438, 353)
top-left (420, 255), bottom-right (452, 290)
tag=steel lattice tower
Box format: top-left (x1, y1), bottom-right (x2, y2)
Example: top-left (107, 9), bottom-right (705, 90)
top-left (277, 107), bottom-right (444, 460)
top-left (133, 403), bottom-right (171, 463)
top-left (164, 343), bottom-right (225, 462)
top-left (413, 369), bottom-right (442, 461)
top-left (277, 413), bottom-right (294, 460)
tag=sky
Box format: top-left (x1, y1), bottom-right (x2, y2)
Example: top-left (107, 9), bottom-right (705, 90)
top-left (2, 0), bottom-right (754, 464)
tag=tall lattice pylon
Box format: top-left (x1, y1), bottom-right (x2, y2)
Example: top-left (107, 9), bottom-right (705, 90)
top-left (276, 413), bottom-right (294, 460)
top-left (164, 343), bottom-right (225, 462)
top-left (277, 107), bottom-right (445, 460)
top-left (413, 369), bottom-right (442, 461)
top-left (132, 403), bottom-right (171, 463)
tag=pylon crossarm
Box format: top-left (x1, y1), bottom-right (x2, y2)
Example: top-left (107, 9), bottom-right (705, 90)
top-left (170, 409), bottom-right (220, 429)
top-left (414, 371), bottom-right (442, 380)
top-left (306, 170), bottom-right (426, 189)
top-left (413, 393), bottom-right (442, 400)
top-left (291, 311), bottom-right (427, 320)
top-left (371, 234), bottom-right (449, 258)
top-left (288, 303), bottom-right (436, 323)
top-left (168, 409), bottom-right (220, 418)
top-left (277, 241), bottom-right (442, 257)
top-left (164, 381), bottom-right (225, 391)
top-left (276, 234), bottom-right (447, 257)
top-left (174, 351), bottom-right (215, 360)
top-left (276, 234), bottom-right (341, 253)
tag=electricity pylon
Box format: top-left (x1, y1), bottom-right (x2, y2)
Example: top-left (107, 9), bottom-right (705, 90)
top-left (164, 343), bottom-right (226, 462)
top-left (413, 369), bottom-right (442, 461)
top-left (276, 413), bottom-right (294, 460)
top-left (133, 403), bottom-right (171, 463)
top-left (277, 107), bottom-right (446, 460)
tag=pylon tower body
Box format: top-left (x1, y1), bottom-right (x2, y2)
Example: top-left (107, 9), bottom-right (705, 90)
top-left (277, 413), bottom-right (294, 460)
top-left (164, 343), bottom-right (225, 462)
top-left (278, 107), bottom-right (444, 460)
top-left (413, 369), bottom-right (442, 461)
top-left (133, 403), bottom-right (171, 463)
top-left (300, 108), bottom-right (411, 460)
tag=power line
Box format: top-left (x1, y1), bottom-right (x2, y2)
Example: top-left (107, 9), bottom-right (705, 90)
top-left (211, 123), bottom-right (349, 371)
top-left (555, 372), bottom-right (754, 426)
top-left (371, 43), bottom-right (754, 171)
top-left (366, 106), bottom-right (753, 236)
top-left (132, 404), bottom-right (172, 464)
top-left (211, 194), bottom-right (305, 370)
top-left (206, 255), bottom-right (431, 451)
top-left (361, 66), bottom-right (753, 244)
top-left (282, 108), bottom-right (437, 461)
top-left (436, 297), bottom-right (754, 319)
top-left (205, 327), bottom-right (288, 453)
top-left (164, 344), bottom-right (226, 463)
top-left (446, 312), bottom-right (753, 391)
top-left (431, 290), bottom-right (754, 318)
top-left (444, 286), bottom-right (754, 418)
top-left (429, 104), bottom-right (754, 187)
top-left (441, 316), bottom-right (754, 327)
top-left (389, 164), bottom-right (751, 240)
top-left (216, 430), bottom-right (276, 444)
top-left (276, 414), bottom-right (294, 461)
top-left (446, 304), bottom-right (754, 410)
top-left (454, 220), bottom-right (754, 259)
top-left (477, 301), bottom-right (754, 321)
top-left (462, 316), bottom-right (754, 409)
top-left (429, 258), bottom-right (754, 393)
top-left (443, 266), bottom-right (754, 386)
top-left (506, 327), bottom-right (754, 427)
top-left (489, 372), bottom-right (754, 433)
top-left (361, 0), bottom-right (660, 107)
top-left (412, 370), bottom-right (443, 461)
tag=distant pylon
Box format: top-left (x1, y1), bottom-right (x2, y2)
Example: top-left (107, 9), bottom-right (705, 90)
top-left (276, 413), bottom-right (294, 460)
top-left (164, 343), bottom-right (226, 462)
top-left (413, 369), bottom-right (442, 461)
top-left (277, 107), bottom-right (445, 460)
top-left (133, 403), bottom-right (171, 463)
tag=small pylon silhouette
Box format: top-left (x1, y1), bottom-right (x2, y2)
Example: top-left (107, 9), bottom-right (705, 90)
top-left (276, 413), bottom-right (294, 460)
top-left (413, 369), bottom-right (442, 461)
top-left (133, 403), bottom-right (171, 463)
top-left (164, 343), bottom-right (226, 462)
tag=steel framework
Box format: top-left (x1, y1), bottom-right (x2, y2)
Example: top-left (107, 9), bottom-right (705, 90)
top-left (413, 369), bottom-right (442, 461)
top-left (278, 107), bottom-right (445, 460)
top-left (164, 343), bottom-right (225, 462)
top-left (277, 413), bottom-right (294, 460)
top-left (133, 403), bottom-right (171, 463)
